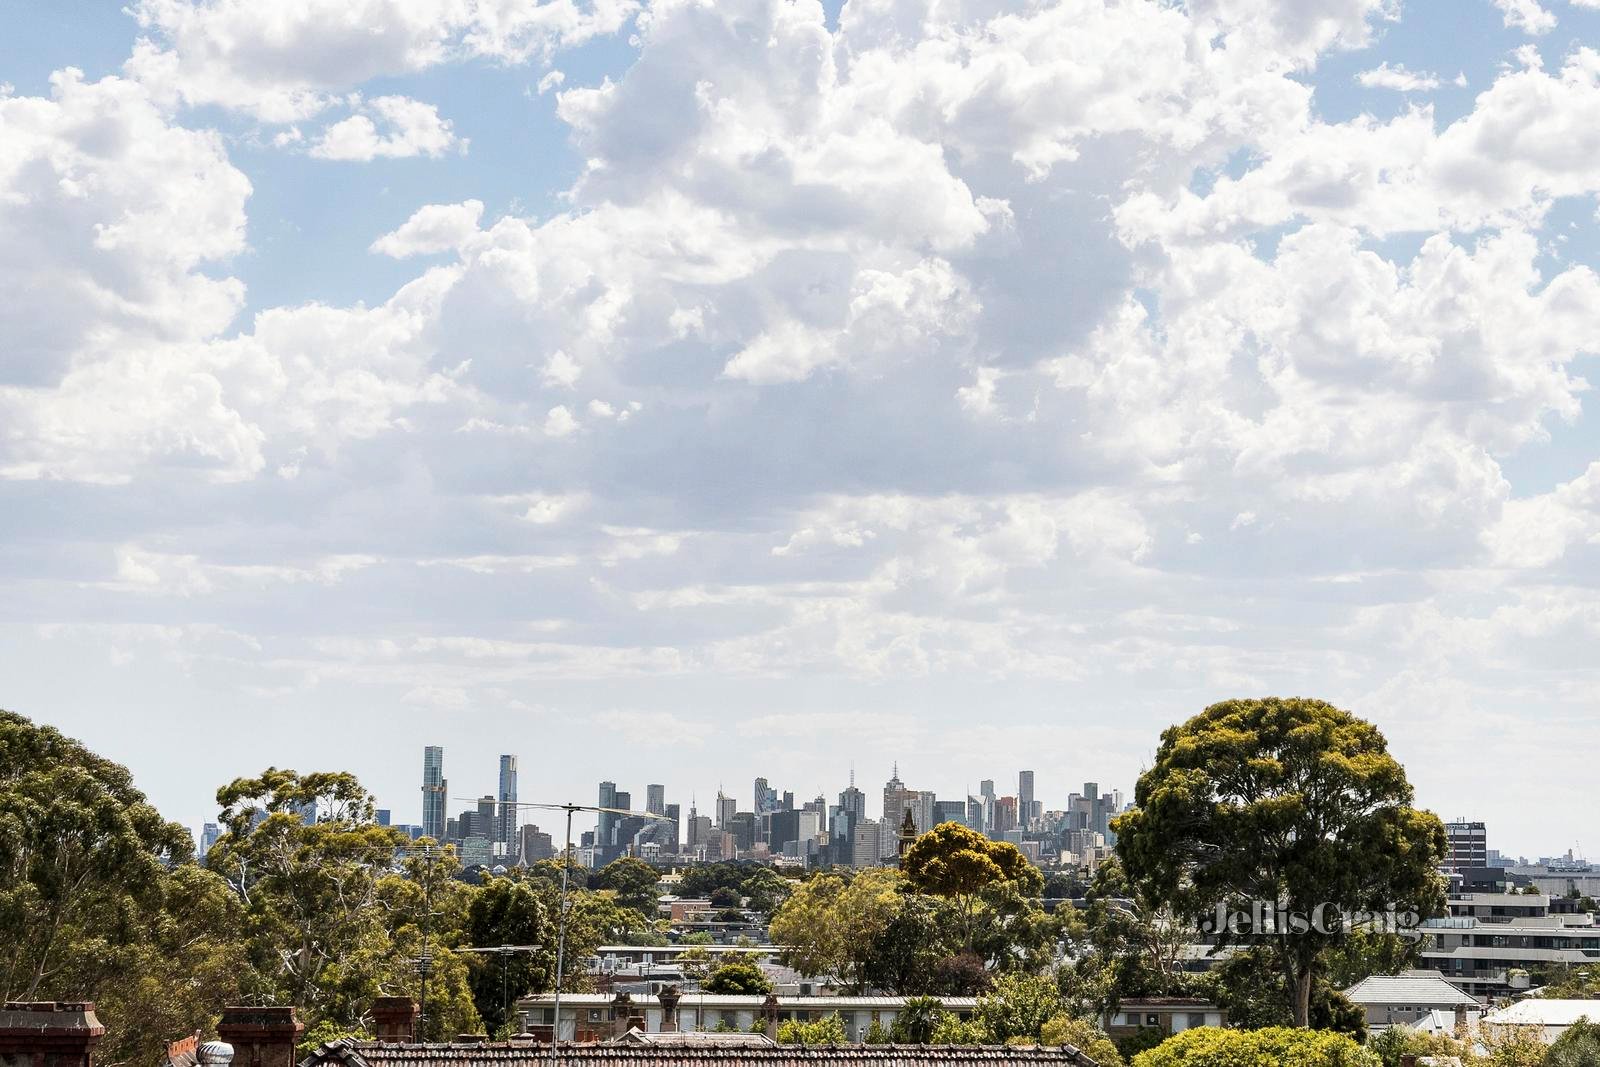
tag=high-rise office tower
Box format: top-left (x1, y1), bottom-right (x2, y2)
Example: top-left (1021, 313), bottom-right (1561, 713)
top-left (422, 745), bottom-right (447, 841)
top-left (647, 783), bottom-right (666, 815)
top-left (1446, 820), bottom-right (1488, 871)
top-left (198, 822), bottom-right (222, 859)
top-left (1018, 770), bottom-right (1035, 830)
top-left (838, 783), bottom-right (867, 823)
top-left (497, 755), bottom-right (519, 846)
top-left (980, 779), bottom-right (996, 834)
top-left (1083, 781), bottom-right (1103, 835)
top-left (598, 781), bottom-right (618, 846)
top-left (716, 790), bottom-right (737, 827)
top-left (755, 777), bottom-right (777, 814)
top-left (663, 802), bottom-right (681, 852)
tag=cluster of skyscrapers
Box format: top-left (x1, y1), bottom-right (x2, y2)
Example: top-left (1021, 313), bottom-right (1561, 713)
top-left (413, 746), bottom-right (552, 868)
top-left (386, 746), bottom-right (1132, 871)
top-left (585, 766), bottom-right (1128, 870)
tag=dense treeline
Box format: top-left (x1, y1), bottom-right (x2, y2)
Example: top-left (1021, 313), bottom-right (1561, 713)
top-left (6, 698), bottom-right (1546, 1067)
top-left (0, 710), bottom-right (664, 1065)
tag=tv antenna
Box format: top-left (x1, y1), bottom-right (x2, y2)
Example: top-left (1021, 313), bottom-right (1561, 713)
top-left (455, 799), bottom-right (670, 1060)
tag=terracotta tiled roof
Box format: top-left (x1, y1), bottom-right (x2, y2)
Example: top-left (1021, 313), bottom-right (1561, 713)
top-left (300, 1039), bottom-right (1099, 1067)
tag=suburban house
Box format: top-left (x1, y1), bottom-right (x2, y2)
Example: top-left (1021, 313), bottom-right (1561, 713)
top-left (1100, 998), bottom-right (1225, 1039)
top-left (517, 990), bottom-right (980, 1043)
top-left (1342, 972), bottom-right (1480, 1030)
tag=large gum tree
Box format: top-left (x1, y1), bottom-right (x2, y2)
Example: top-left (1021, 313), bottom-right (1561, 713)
top-left (1113, 697), bottom-right (1446, 1027)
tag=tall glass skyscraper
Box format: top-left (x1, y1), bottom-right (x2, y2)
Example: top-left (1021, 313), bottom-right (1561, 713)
top-left (497, 754), bottom-right (519, 845)
top-left (421, 745), bottom-right (447, 841)
top-left (598, 781), bottom-right (618, 846)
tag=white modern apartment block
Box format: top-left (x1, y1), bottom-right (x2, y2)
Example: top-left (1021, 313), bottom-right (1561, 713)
top-left (1419, 892), bottom-right (1600, 998)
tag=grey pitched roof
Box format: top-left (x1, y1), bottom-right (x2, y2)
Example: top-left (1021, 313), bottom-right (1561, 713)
top-left (300, 1039), bottom-right (1099, 1067)
top-left (1343, 974), bottom-right (1478, 1007)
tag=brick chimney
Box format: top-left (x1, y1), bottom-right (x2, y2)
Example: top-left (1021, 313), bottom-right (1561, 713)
top-left (609, 993), bottom-right (633, 1039)
top-left (371, 999), bottom-right (418, 1044)
top-left (1454, 1003), bottom-right (1469, 1038)
top-left (657, 987), bottom-right (680, 1033)
top-left (216, 1008), bottom-right (303, 1067)
top-left (760, 994), bottom-right (780, 1042)
top-left (0, 1002), bottom-right (104, 1067)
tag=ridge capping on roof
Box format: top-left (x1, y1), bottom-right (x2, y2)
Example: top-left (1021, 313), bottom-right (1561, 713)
top-left (299, 1038), bottom-right (1099, 1066)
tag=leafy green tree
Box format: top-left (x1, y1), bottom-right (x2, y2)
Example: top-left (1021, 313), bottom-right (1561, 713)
top-left (0, 711), bottom-right (243, 1067)
top-left (709, 886), bottom-right (741, 908)
top-left (568, 889), bottom-right (663, 949)
top-left (1059, 857), bottom-right (1195, 1017)
top-left (1132, 1026), bottom-right (1378, 1067)
top-left (0, 710), bottom-right (194, 999)
top-left (371, 846), bottom-right (480, 1041)
top-left (740, 868), bottom-right (793, 915)
top-left (595, 858), bottom-right (661, 914)
top-left (677, 863), bottom-right (752, 898)
top-left (702, 959), bottom-right (772, 994)
top-left (1209, 946), bottom-right (1365, 1038)
top-left (974, 973), bottom-right (1064, 1044)
top-left (1040, 1015), bottom-right (1124, 1067)
top-left (864, 1019), bottom-right (891, 1044)
top-left (676, 945), bottom-right (714, 982)
top-left (777, 1013), bottom-right (848, 1045)
top-left (969, 882), bottom-right (1065, 975)
top-left (1114, 698), bottom-right (1447, 1027)
top-left (1480, 1023), bottom-right (1549, 1067)
top-left (929, 1014), bottom-right (990, 1044)
top-left (77, 862), bottom-right (248, 1067)
top-left (890, 997), bottom-right (949, 1043)
top-left (768, 867), bottom-right (903, 992)
top-left (865, 894), bottom-right (950, 994)
top-left (464, 876), bottom-right (554, 1034)
top-left (902, 822), bottom-right (1043, 952)
top-left (206, 768), bottom-right (425, 1034)
top-left (1545, 1016), bottom-right (1600, 1067)
top-left (933, 952), bottom-right (994, 996)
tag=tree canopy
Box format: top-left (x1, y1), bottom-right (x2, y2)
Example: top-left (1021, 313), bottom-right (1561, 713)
top-left (1131, 1026), bottom-right (1378, 1067)
top-left (0, 710), bottom-right (240, 1067)
top-left (702, 959), bottom-right (772, 995)
top-left (1114, 697), bottom-right (1446, 1026)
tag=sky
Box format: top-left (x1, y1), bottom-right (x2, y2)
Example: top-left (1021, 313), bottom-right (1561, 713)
top-left (3, 0), bottom-right (1600, 860)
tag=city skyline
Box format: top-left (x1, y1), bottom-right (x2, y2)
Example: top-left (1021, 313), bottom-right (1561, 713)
top-left (162, 737), bottom-right (1566, 866)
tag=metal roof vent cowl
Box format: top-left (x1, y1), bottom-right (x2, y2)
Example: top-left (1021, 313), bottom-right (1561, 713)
top-left (198, 1041), bottom-right (235, 1066)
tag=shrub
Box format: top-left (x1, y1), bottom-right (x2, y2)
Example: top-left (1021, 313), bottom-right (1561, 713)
top-left (974, 973), bottom-right (1064, 1043)
top-left (1116, 1027), bottom-right (1168, 1060)
top-left (864, 1020), bottom-right (891, 1045)
top-left (892, 997), bottom-right (949, 1044)
top-left (930, 1015), bottom-right (991, 1045)
top-left (778, 1013), bottom-right (848, 1045)
top-left (1040, 1014), bottom-right (1125, 1067)
top-left (702, 959), bottom-right (772, 995)
top-left (1132, 1026), bottom-right (1378, 1067)
top-left (1547, 1017), bottom-right (1600, 1067)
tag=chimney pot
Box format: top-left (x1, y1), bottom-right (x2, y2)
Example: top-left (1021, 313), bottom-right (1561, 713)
top-left (216, 1007), bottom-right (303, 1067)
top-left (371, 998), bottom-right (419, 1045)
top-left (0, 1000), bottom-right (105, 1067)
